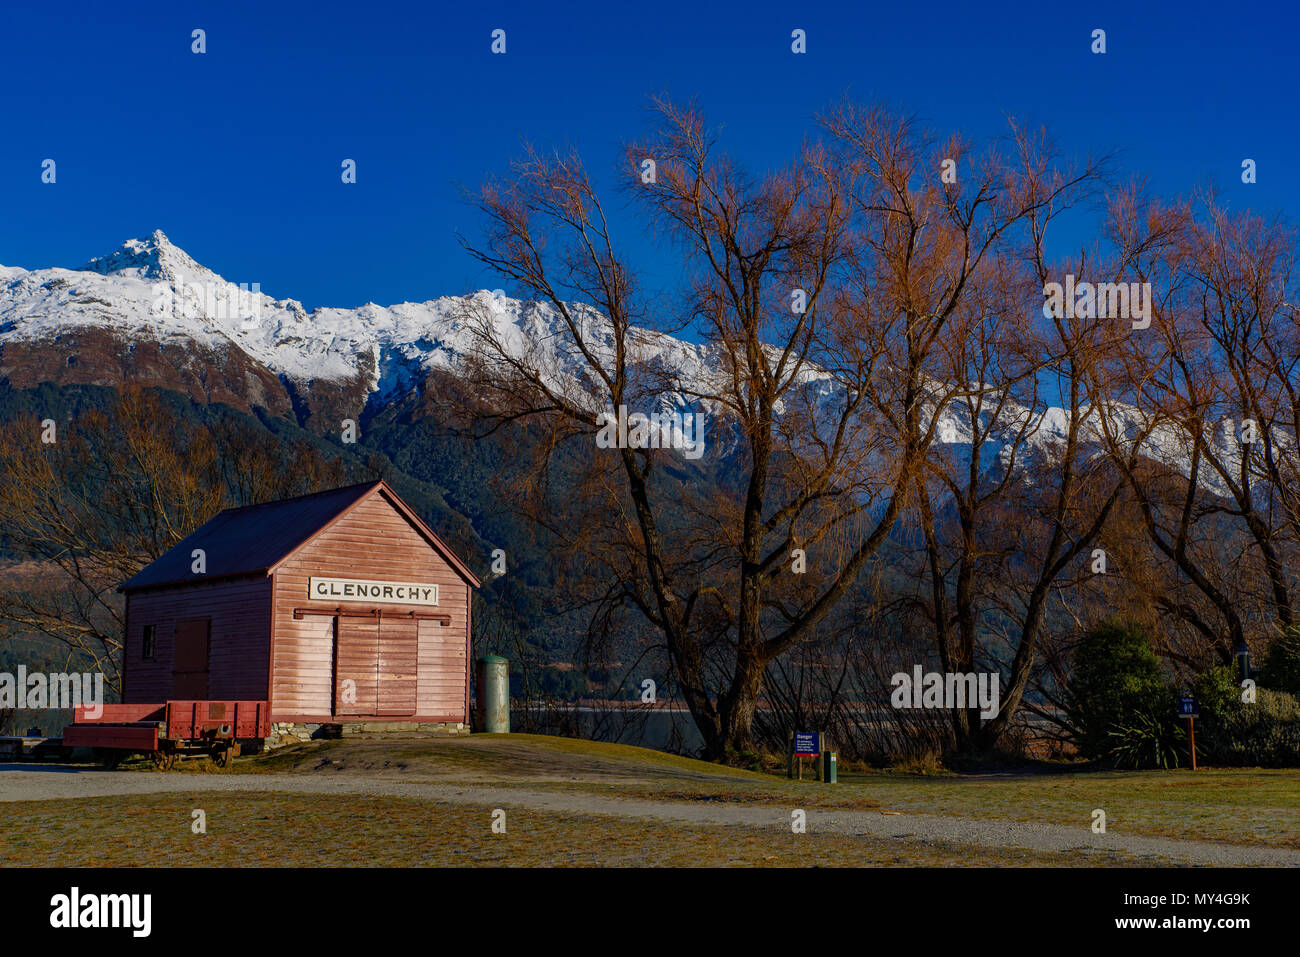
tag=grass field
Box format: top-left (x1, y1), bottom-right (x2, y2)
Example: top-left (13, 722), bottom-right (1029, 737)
top-left (235, 733), bottom-right (1299, 849)
top-left (0, 791), bottom-right (1143, 867)
top-left (1, 733), bottom-right (1295, 866)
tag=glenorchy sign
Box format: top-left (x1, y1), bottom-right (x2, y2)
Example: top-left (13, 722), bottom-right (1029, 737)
top-left (308, 576), bottom-right (439, 606)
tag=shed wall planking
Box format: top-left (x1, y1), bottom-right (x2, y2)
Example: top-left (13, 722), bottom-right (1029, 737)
top-left (270, 491), bottom-right (470, 722)
top-left (123, 577), bottom-right (272, 703)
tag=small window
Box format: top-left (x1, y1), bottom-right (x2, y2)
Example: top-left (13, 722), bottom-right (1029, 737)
top-left (142, 625), bottom-right (156, 661)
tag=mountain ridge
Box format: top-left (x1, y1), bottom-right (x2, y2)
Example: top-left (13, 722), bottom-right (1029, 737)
top-left (1, 230), bottom-right (1235, 494)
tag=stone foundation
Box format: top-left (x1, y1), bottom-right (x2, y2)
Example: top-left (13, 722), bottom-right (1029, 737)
top-left (263, 721), bottom-right (470, 751)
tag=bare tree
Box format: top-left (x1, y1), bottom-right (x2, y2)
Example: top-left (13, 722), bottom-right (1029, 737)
top-left (456, 99), bottom-right (1097, 759)
top-left (1099, 190), bottom-right (1300, 666)
top-left (0, 388), bottom-right (347, 691)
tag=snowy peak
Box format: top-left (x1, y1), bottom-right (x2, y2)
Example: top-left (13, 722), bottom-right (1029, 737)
top-left (0, 231), bottom-right (1218, 491)
top-left (82, 229), bottom-right (217, 285)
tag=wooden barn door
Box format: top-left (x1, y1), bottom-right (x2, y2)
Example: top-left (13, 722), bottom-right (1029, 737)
top-left (334, 617), bottom-right (378, 715)
top-left (172, 618), bottom-right (211, 699)
top-left (377, 618), bottom-right (417, 715)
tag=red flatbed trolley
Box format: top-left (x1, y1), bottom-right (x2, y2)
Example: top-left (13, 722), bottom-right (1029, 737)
top-left (62, 700), bottom-right (270, 769)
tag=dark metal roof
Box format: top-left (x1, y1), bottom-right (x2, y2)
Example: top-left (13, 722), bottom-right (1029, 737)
top-left (120, 481), bottom-right (382, 592)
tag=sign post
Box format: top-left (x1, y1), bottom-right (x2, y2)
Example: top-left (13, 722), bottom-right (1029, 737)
top-left (1178, 694), bottom-right (1199, 770)
top-left (789, 731), bottom-right (820, 781)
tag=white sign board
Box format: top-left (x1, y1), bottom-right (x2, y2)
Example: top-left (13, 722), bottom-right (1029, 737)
top-left (308, 577), bottom-right (439, 606)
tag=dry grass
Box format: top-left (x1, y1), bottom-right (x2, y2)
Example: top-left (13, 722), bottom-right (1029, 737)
top-left (228, 734), bottom-right (1300, 848)
top-left (28, 733), bottom-right (1297, 858)
top-left (0, 791), bottom-right (1156, 867)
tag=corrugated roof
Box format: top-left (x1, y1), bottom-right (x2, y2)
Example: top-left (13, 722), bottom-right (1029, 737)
top-left (120, 481), bottom-right (382, 592)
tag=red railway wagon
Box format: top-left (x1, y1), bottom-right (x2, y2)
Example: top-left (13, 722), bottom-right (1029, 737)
top-left (62, 480), bottom-right (479, 766)
top-left (63, 700), bottom-right (270, 768)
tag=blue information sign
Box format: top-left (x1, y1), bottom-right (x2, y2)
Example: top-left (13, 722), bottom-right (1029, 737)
top-left (794, 731), bottom-right (820, 756)
top-left (1178, 695), bottom-right (1198, 717)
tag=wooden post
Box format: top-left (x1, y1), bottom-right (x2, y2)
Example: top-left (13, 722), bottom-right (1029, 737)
top-left (1186, 716), bottom-right (1197, 770)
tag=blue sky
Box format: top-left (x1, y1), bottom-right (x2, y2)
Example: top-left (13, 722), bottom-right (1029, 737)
top-left (1, 0), bottom-right (1295, 310)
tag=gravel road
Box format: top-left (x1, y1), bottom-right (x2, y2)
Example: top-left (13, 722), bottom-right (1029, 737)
top-left (2, 763), bottom-right (1294, 866)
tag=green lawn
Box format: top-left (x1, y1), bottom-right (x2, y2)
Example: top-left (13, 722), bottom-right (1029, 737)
top-left (573, 766), bottom-right (1300, 849)
top-left (836, 767), bottom-right (1300, 848)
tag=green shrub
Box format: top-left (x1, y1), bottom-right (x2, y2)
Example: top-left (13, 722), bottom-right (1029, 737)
top-left (1192, 664), bottom-right (1240, 716)
top-left (1262, 625), bottom-right (1300, 698)
top-left (1105, 709), bottom-right (1184, 769)
top-left (1193, 665), bottom-right (1300, 767)
top-left (1067, 621), bottom-right (1179, 765)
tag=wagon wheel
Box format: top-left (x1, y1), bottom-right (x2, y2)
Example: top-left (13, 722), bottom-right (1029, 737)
top-left (212, 743), bottom-right (235, 768)
top-left (150, 749), bottom-right (175, 771)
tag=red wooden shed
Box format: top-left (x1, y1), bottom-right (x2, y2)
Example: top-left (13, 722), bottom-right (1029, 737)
top-left (118, 480), bottom-right (480, 739)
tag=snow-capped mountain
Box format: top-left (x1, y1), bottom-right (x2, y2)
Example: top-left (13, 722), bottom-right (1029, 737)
top-left (0, 231), bottom-right (720, 433)
top-left (2, 230), bottom-right (1256, 494)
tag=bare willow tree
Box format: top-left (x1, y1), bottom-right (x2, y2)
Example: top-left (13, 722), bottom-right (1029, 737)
top-left (889, 125), bottom-right (1167, 754)
top-left (0, 388), bottom-right (346, 691)
top-left (456, 99), bottom-right (1099, 758)
top-left (1098, 190), bottom-right (1300, 667)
